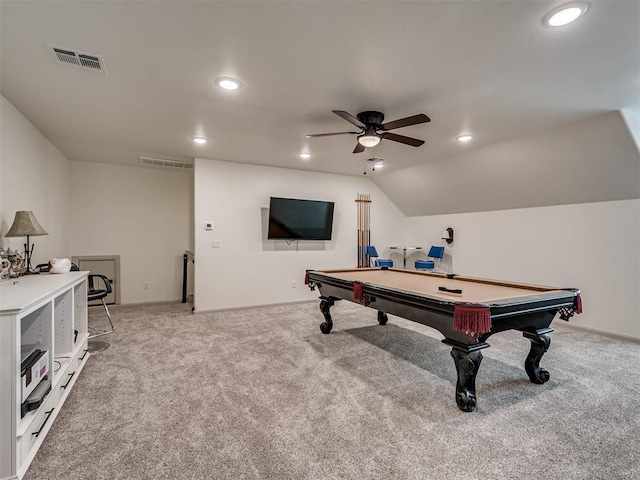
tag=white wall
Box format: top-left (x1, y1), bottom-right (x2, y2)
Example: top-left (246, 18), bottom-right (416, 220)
top-left (69, 161), bottom-right (192, 304)
top-left (0, 95), bottom-right (70, 263)
top-left (404, 200), bottom-right (640, 340)
top-left (193, 159), bottom-right (405, 311)
top-left (622, 100), bottom-right (640, 153)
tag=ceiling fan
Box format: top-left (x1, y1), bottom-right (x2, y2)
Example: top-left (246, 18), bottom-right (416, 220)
top-left (306, 110), bottom-right (431, 153)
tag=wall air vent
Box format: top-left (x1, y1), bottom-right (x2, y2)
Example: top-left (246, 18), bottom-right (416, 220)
top-left (139, 156), bottom-right (194, 170)
top-left (46, 45), bottom-right (108, 75)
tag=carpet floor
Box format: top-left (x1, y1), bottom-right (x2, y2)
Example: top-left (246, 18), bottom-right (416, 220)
top-left (24, 301), bottom-right (639, 480)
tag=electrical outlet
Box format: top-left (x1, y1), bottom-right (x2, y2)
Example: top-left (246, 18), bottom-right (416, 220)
top-left (212, 240), bottom-right (221, 248)
top-left (291, 280), bottom-right (296, 289)
top-left (143, 281), bottom-right (149, 289)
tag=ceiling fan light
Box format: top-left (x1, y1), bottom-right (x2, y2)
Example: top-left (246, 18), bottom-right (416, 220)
top-left (358, 134), bottom-right (381, 148)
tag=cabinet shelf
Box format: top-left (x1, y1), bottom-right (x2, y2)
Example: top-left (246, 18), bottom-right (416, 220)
top-left (1, 272), bottom-right (89, 480)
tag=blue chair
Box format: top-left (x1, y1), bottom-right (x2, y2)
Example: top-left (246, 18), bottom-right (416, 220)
top-left (415, 246), bottom-right (445, 271)
top-left (366, 246), bottom-right (393, 268)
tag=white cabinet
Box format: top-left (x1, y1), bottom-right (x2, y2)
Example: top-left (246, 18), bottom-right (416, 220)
top-left (0, 272), bottom-right (89, 480)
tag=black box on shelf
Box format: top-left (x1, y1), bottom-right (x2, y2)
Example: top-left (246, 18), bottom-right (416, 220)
top-left (20, 376), bottom-right (51, 418)
top-left (20, 349), bottom-right (49, 401)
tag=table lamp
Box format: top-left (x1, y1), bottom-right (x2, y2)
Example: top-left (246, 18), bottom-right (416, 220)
top-left (5, 210), bottom-right (48, 274)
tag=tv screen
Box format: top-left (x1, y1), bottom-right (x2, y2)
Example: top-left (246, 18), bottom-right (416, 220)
top-left (268, 197), bottom-right (335, 240)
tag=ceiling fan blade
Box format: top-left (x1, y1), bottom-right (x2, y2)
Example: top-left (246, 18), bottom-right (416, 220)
top-left (353, 142), bottom-right (366, 154)
top-left (333, 110), bottom-right (366, 128)
top-left (380, 113), bottom-right (431, 131)
top-left (306, 131), bottom-right (359, 138)
top-left (380, 132), bottom-right (425, 147)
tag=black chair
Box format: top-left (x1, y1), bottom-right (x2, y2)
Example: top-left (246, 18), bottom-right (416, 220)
top-left (85, 273), bottom-right (115, 339)
top-left (36, 263), bottom-right (114, 338)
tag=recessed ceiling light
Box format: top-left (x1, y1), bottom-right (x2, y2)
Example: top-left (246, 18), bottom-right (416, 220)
top-left (543, 2), bottom-right (589, 27)
top-left (193, 137), bottom-right (207, 145)
top-left (215, 77), bottom-right (242, 91)
top-left (299, 153), bottom-right (311, 160)
top-left (457, 134), bottom-right (473, 142)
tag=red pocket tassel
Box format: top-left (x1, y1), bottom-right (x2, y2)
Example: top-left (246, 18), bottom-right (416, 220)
top-left (453, 304), bottom-right (492, 334)
top-left (353, 282), bottom-right (364, 302)
top-left (574, 294), bottom-right (582, 314)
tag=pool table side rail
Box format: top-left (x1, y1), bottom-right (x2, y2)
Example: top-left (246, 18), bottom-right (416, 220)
top-left (305, 269), bottom-right (580, 324)
top-left (306, 269), bottom-right (578, 310)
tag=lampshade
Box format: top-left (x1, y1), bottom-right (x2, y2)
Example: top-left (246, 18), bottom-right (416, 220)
top-left (6, 211), bottom-right (48, 237)
top-left (358, 134), bottom-right (381, 148)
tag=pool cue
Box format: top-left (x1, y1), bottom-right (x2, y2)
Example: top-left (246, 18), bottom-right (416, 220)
top-left (360, 194), bottom-right (365, 267)
top-left (366, 194), bottom-right (370, 266)
top-left (360, 194), bottom-right (363, 267)
top-left (356, 195), bottom-right (360, 267)
top-left (362, 194), bottom-right (365, 267)
top-left (362, 194), bottom-right (365, 266)
top-left (365, 194), bottom-right (370, 266)
top-left (363, 194), bottom-right (367, 266)
top-left (356, 194), bottom-right (362, 267)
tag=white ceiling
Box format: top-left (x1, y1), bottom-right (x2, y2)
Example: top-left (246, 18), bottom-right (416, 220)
top-left (1, 1), bottom-right (639, 177)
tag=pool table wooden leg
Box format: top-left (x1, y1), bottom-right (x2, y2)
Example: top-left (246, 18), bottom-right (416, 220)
top-left (319, 297), bottom-right (337, 334)
top-left (450, 347), bottom-right (483, 412)
top-left (523, 328), bottom-right (552, 384)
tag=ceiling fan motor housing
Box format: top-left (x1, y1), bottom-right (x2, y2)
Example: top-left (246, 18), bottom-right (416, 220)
top-left (357, 111), bottom-right (385, 127)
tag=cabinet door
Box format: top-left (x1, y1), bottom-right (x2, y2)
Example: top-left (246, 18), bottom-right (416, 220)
top-left (72, 256), bottom-right (120, 305)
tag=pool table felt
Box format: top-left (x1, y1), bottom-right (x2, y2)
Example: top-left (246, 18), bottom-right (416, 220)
top-left (313, 268), bottom-right (568, 305)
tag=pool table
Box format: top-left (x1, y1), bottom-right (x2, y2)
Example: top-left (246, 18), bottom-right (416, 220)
top-left (305, 267), bottom-right (581, 412)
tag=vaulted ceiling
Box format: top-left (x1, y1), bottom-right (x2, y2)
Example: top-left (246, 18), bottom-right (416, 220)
top-left (2, 1), bottom-right (638, 175)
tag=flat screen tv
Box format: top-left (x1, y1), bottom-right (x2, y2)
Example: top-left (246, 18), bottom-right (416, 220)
top-left (267, 197), bottom-right (335, 240)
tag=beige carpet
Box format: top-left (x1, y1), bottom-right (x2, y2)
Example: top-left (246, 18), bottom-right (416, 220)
top-left (25, 301), bottom-right (639, 480)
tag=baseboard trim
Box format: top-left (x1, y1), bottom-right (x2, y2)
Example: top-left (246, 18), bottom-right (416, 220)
top-left (192, 299), bottom-right (316, 315)
top-left (557, 321), bottom-right (639, 343)
top-left (105, 300), bottom-right (185, 309)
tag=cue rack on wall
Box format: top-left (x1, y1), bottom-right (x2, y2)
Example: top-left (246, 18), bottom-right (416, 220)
top-left (356, 193), bottom-right (371, 268)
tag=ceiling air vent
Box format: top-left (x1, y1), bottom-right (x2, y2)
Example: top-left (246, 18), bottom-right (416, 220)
top-left (139, 156), bottom-right (194, 170)
top-left (46, 45), bottom-right (108, 75)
